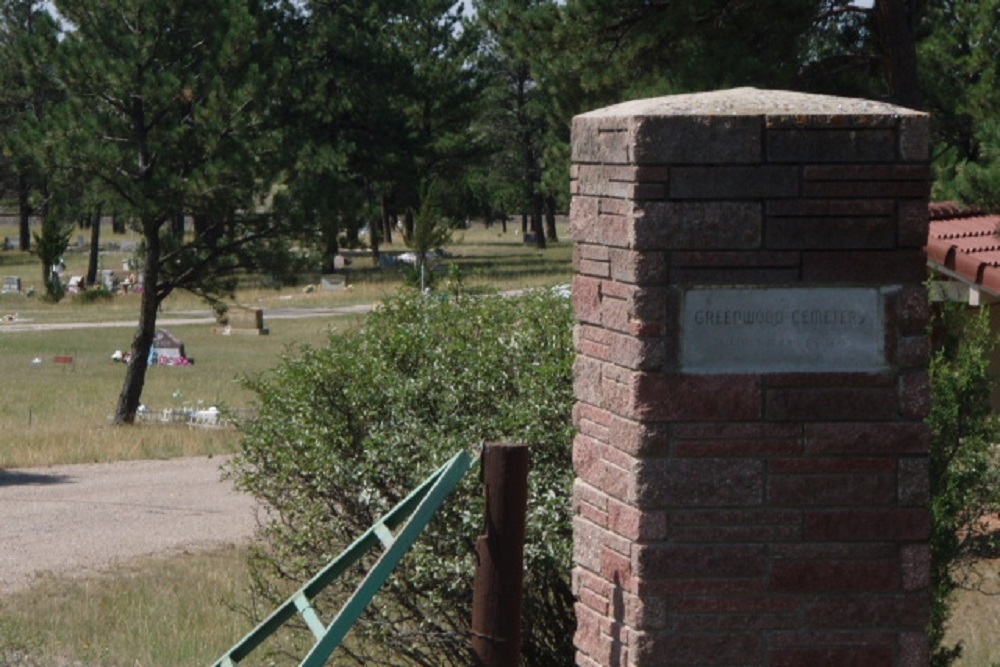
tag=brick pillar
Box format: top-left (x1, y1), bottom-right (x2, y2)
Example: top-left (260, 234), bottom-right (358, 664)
top-left (570, 88), bottom-right (931, 667)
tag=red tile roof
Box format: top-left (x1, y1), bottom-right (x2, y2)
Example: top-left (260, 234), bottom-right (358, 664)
top-left (926, 202), bottom-right (1000, 295)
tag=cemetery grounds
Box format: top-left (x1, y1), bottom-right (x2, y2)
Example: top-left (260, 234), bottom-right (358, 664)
top-left (0, 220), bottom-right (572, 666)
top-left (1, 219), bottom-right (998, 665)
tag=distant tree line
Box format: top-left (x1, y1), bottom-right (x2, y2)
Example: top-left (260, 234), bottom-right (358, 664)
top-left (0, 0), bottom-right (996, 416)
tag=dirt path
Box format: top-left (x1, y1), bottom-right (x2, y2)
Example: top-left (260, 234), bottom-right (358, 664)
top-left (0, 456), bottom-right (258, 595)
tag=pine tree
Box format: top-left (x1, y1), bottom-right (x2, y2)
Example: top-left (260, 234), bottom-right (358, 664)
top-left (29, 0), bottom-right (287, 423)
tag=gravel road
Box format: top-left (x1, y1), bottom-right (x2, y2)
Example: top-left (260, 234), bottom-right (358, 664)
top-left (0, 456), bottom-right (258, 595)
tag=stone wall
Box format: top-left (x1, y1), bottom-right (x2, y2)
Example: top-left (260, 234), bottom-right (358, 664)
top-left (570, 88), bottom-right (931, 666)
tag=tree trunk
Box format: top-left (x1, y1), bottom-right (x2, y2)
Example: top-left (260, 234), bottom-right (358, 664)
top-left (532, 195), bottom-right (546, 250)
top-left (876, 0), bottom-right (922, 109)
top-left (87, 209), bottom-right (101, 287)
top-left (544, 195), bottom-right (558, 243)
top-left (112, 212), bottom-right (126, 234)
top-left (381, 194), bottom-right (393, 245)
top-left (113, 228), bottom-right (161, 425)
top-left (404, 208), bottom-right (415, 240)
top-left (321, 220), bottom-right (339, 274)
top-left (17, 173), bottom-right (31, 251)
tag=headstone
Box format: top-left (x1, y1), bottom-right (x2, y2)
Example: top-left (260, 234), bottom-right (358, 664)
top-left (321, 274), bottom-right (347, 291)
top-left (2, 276), bottom-right (21, 293)
top-left (570, 88), bottom-right (931, 667)
top-left (214, 307), bottom-right (268, 336)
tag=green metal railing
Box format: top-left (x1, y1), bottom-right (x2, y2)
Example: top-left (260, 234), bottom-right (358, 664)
top-left (212, 450), bottom-right (476, 667)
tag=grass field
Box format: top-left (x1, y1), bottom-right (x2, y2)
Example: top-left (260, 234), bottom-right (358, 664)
top-left (0, 219), bottom-right (572, 666)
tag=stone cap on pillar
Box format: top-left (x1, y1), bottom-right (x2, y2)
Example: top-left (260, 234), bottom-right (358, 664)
top-left (572, 87), bottom-right (929, 165)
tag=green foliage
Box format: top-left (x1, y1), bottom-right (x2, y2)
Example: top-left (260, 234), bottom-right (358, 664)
top-left (71, 285), bottom-right (114, 304)
top-left (31, 218), bottom-right (71, 302)
top-left (231, 289), bottom-right (576, 666)
top-left (928, 302), bottom-right (1000, 665)
top-left (951, 121), bottom-right (1000, 213)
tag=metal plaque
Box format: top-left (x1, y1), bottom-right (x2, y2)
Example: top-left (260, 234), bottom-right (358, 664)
top-left (681, 287), bottom-right (885, 373)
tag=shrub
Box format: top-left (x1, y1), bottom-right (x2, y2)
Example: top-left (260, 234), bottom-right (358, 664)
top-left (71, 286), bottom-right (114, 304)
top-left (928, 302), bottom-right (1000, 666)
top-left (230, 288), bottom-right (576, 666)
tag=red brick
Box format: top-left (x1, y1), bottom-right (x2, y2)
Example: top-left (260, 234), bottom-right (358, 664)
top-left (767, 128), bottom-right (896, 163)
top-left (633, 201), bottom-right (762, 251)
top-left (671, 611), bottom-right (798, 631)
top-left (572, 117), bottom-right (632, 163)
top-left (600, 296), bottom-right (630, 332)
top-left (601, 547), bottom-right (634, 592)
top-left (769, 472), bottom-right (896, 507)
top-left (576, 497), bottom-right (609, 528)
top-left (609, 248), bottom-right (669, 284)
top-left (670, 166), bottom-right (799, 199)
top-left (606, 330), bottom-right (666, 371)
top-left (771, 543), bottom-right (896, 560)
top-left (573, 516), bottom-right (606, 573)
top-left (766, 372), bottom-right (894, 389)
top-left (634, 631), bottom-right (763, 666)
top-left (898, 370), bottom-right (931, 419)
top-left (635, 543), bottom-right (767, 579)
top-left (644, 577), bottom-right (767, 597)
top-left (633, 183), bottom-right (667, 200)
top-left (670, 250), bottom-right (800, 268)
top-left (672, 437), bottom-right (803, 458)
top-left (901, 543), bottom-right (931, 591)
top-left (765, 387), bottom-right (896, 421)
top-left (668, 266), bottom-right (801, 286)
top-left (574, 478), bottom-right (610, 512)
top-left (805, 422), bottom-right (930, 456)
top-left (893, 334), bottom-right (930, 368)
top-left (672, 595), bottom-right (800, 613)
top-left (574, 602), bottom-right (607, 662)
top-left (803, 509), bottom-right (930, 541)
top-left (898, 457), bottom-right (929, 505)
top-left (670, 524), bottom-right (801, 543)
top-left (575, 566), bottom-right (614, 599)
top-left (673, 422), bottom-right (802, 439)
top-left (573, 434), bottom-right (631, 501)
top-left (576, 258), bottom-right (611, 279)
top-left (805, 593), bottom-right (929, 629)
top-left (600, 197), bottom-right (633, 217)
top-left (802, 164), bottom-right (931, 181)
top-left (770, 646), bottom-right (893, 667)
top-left (900, 631), bottom-right (931, 667)
top-left (619, 589), bottom-right (668, 629)
top-left (633, 458), bottom-right (765, 508)
top-left (802, 249), bottom-right (927, 283)
top-left (770, 559), bottom-right (898, 593)
top-left (769, 458), bottom-right (895, 474)
top-left (768, 629), bottom-right (897, 647)
top-left (899, 115), bottom-right (931, 162)
top-left (892, 285), bottom-right (931, 334)
top-left (898, 199), bottom-right (930, 247)
top-left (573, 275), bottom-right (602, 325)
top-left (609, 417), bottom-right (671, 457)
top-left (669, 509), bottom-right (801, 542)
top-left (578, 585), bottom-right (610, 615)
top-left (607, 498), bottom-right (668, 540)
top-left (635, 374), bottom-right (762, 422)
top-left (573, 356), bottom-right (604, 407)
top-left (573, 403), bottom-right (615, 428)
top-left (767, 198), bottom-right (895, 216)
top-left (766, 215), bottom-right (896, 250)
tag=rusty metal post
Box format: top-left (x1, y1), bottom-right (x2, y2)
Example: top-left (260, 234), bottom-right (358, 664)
top-left (472, 442), bottom-right (529, 667)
